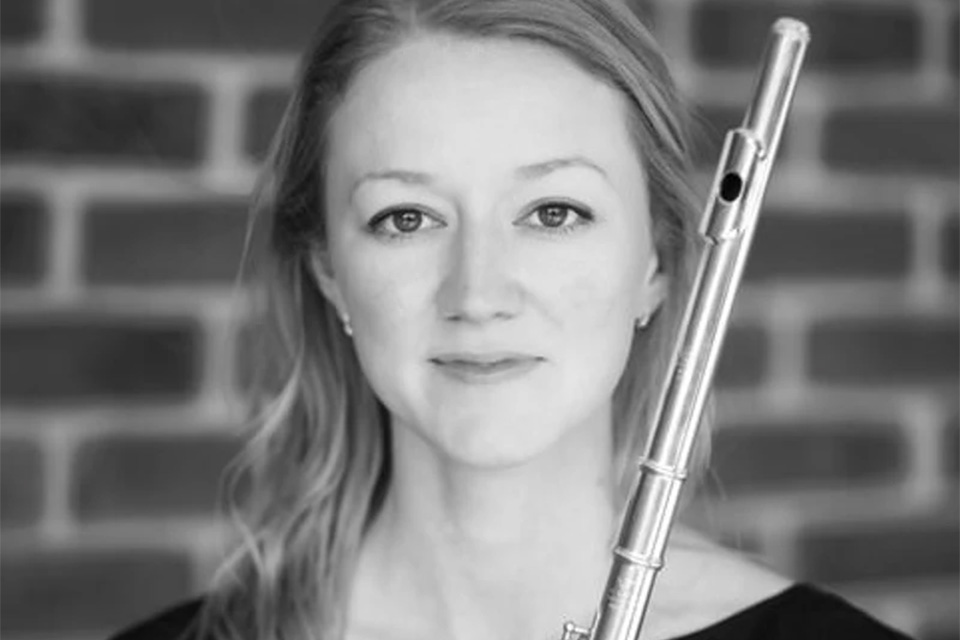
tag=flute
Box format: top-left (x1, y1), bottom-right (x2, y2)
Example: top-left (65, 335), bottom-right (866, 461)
top-left (561, 18), bottom-right (810, 640)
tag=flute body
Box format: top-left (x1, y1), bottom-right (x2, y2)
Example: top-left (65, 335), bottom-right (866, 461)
top-left (563, 18), bottom-right (810, 640)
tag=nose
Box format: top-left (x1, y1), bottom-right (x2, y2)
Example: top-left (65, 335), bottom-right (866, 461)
top-left (437, 220), bottom-right (523, 324)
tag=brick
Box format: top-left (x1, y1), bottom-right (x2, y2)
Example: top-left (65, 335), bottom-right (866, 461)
top-left (745, 210), bottom-right (909, 282)
top-left (946, 412), bottom-right (959, 479)
top-left (952, 11), bottom-right (959, 78)
top-left (798, 519), bottom-right (960, 583)
top-left (0, 76), bottom-right (204, 166)
top-left (85, 200), bottom-right (248, 285)
top-left (73, 433), bottom-right (239, 519)
top-left (1, 549), bottom-right (192, 635)
top-left (943, 212), bottom-right (959, 279)
top-left (691, 2), bottom-right (921, 72)
top-left (715, 324), bottom-right (768, 389)
top-left (0, 438), bottom-right (43, 528)
top-left (245, 88), bottom-right (289, 161)
top-left (0, 0), bottom-right (43, 43)
top-left (823, 107), bottom-right (959, 175)
top-left (87, 0), bottom-right (331, 53)
top-left (709, 419), bottom-right (905, 496)
top-left (0, 191), bottom-right (47, 285)
top-left (809, 317), bottom-right (959, 385)
top-left (0, 314), bottom-right (201, 405)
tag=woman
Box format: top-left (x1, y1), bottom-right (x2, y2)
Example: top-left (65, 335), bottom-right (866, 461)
top-left (112, 1), bottom-right (912, 639)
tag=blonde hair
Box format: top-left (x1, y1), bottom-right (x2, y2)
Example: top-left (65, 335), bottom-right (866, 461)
top-left (201, 1), bottom-right (704, 638)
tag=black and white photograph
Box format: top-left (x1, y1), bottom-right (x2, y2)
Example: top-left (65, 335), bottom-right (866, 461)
top-left (0, 1), bottom-right (957, 639)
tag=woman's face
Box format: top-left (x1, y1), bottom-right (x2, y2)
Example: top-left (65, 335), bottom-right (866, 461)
top-left (317, 34), bottom-right (665, 467)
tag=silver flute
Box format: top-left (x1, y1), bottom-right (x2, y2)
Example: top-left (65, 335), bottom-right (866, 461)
top-left (562, 18), bottom-right (810, 640)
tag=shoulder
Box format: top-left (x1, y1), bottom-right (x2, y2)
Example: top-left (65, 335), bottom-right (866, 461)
top-left (696, 583), bottom-right (916, 640)
top-left (108, 598), bottom-right (207, 640)
top-left (654, 528), bottom-right (793, 630)
top-left (656, 530), bottom-right (914, 640)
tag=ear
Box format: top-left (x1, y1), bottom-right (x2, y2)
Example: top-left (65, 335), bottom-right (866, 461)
top-left (637, 257), bottom-right (667, 320)
top-left (308, 249), bottom-right (347, 318)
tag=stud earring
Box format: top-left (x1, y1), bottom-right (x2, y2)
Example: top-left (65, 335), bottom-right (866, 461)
top-left (635, 314), bottom-right (650, 330)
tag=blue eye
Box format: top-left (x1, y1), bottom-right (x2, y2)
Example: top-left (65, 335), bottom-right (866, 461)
top-left (519, 200), bottom-right (595, 234)
top-left (367, 207), bottom-right (444, 238)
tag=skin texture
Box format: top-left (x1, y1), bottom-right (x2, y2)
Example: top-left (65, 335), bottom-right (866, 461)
top-left (312, 33), bottom-right (789, 640)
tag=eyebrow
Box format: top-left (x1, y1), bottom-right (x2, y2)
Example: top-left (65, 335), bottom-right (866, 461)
top-left (349, 155), bottom-right (608, 201)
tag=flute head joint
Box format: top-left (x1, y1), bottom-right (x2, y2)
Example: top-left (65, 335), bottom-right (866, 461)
top-left (773, 17), bottom-right (811, 44)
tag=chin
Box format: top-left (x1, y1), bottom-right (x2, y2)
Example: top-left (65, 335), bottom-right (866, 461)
top-left (433, 410), bottom-right (580, 469)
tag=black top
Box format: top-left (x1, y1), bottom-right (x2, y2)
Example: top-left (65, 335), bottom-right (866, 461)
top-left (110, 584), bottom-right (915, 640)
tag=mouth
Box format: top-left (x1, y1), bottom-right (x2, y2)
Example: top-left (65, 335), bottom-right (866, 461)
top-left (430, 354), bottom-right (544, 383)
top-left (431, 351), bottom-right (543, 365)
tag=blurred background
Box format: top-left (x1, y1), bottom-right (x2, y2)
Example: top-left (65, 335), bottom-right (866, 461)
top-left (0, 0), bottom-right (957, 638)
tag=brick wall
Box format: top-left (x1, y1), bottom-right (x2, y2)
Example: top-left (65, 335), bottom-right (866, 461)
top-left (1, 0), bottom-right (956, 638)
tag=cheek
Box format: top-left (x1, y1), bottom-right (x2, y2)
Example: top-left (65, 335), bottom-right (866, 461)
top-left (334, 252), bottom-right (436, 409)
top-left (551, 253), bottom-right (638, 333)
top-left (545, 251), bottom-right (640, 394)
top-left (331, 232), bottom-right (423, 333)
top-left (343, 265), bottom-right (425, 355)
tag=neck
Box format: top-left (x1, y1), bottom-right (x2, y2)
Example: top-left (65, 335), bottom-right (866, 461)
top-left (356, 408), bottom-right (618, 640)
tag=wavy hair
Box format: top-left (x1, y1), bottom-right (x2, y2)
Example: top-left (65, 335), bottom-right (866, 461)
top-left (200, 1), bottom-right (705, 638)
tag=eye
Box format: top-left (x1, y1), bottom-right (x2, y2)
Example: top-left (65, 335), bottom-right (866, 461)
top-left (519, 200), bottom-right (595, 234)
top-left (367, 207), bottom-right (445, 238)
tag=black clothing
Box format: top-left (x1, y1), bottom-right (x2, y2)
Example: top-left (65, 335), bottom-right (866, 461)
top-left (110, 583), bottom-right (914, 640)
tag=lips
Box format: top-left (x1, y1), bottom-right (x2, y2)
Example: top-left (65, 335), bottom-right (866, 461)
top-left (430, 353), bottom-right (542, 366)
top-left (430, 353), bottom-right (543, 383)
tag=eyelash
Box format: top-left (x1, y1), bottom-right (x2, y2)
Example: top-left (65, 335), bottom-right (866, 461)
top-left (366, 206), bottom-right (445, 240)
top-left (366, 199), bottom-right (596, 240)
top-left (518, 199), bottom-right (595, 235)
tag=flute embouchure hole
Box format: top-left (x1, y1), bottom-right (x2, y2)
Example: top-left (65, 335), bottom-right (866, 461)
top-left (719, 173), bottom-right (743, 202)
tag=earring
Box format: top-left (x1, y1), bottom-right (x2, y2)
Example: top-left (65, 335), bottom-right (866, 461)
top-left (635, 314), bottom-right (650, 330)
top-left (341, 314), bottom-right (353, 337)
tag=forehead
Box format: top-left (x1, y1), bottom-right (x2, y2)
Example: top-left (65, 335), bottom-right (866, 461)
top-left (325, 33), bottom-right (642, 184)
